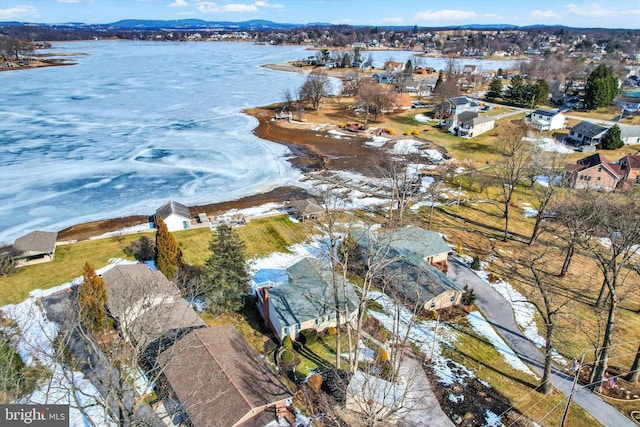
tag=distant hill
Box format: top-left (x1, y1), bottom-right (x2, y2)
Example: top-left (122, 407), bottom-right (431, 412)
top-left (104, 18), bottom-right (300, 30)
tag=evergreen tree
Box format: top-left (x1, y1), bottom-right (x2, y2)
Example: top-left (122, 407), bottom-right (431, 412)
top-left (204, 224), bottom-right (250, 314)
top-left (486, 76), bottom-right (503, 100)
top-left (155, 215), bottom-right (182, 280)
top-left (434, 70), bottom-right (443, 92)
top-left (533, 78), bottom-right (551, 106)
top-left (404, 59), bottom-right (413, 75)
top-left (599, 124), bottom-right (624, 150)
top-left (585, 64), bottom-right (619, 110)
top-left (506, 75), bottom-right (527, 106)
top-left (78, 262), bottom-right (108, 332)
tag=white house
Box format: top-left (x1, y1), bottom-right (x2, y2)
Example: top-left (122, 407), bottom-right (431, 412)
top-left (156, 200), bottom-right (191, 232)
top-left (447, 111), bottom-right (495, 138)
top-left (529, 109), bottom-right (566, 131)
top-left (620, 124), bottom-right (640, 145)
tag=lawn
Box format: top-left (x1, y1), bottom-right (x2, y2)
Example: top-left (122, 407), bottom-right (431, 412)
top-left (0, 234), bottom-right (140, 306)
top-left (568, 106), bottom-right (640, 125)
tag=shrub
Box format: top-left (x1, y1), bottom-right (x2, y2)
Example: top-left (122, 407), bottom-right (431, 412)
top-left (404, 130), bottom-right (412, 135)
top-left (339, 123), bottom-right (346, 128)
top-left (298, 328), bottom-right (318, 346)
top-left (325, 326), bottom-right (337, 336)
top-left (307, 373), bottom-right (323, 393)
top-left (488, 272), bottom-right (500, 283)
top-left (375, 347), bottom-right (389, 363)
top-left (280, 350), bottom-right (295, 362)
top-left (455, 242), bottom-right (466, 256)
top-left (462, 285), bottom-right (477, 306)
top-left (412, 129), bottom-right (420, 135)
top-left (386, 128), bottom-right (396, 135)
top-left (471, 256), bottom-right (481, 271)
top-left (283, 335), bottom-right (294, 350)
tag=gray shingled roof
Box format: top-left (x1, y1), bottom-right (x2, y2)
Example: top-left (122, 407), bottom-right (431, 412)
top-left (620, 124), bottom-right (640, 138)
top-left (353, 227), bottom-right (461, 303)
top-left (12, 230), bottom-right (58, 258)
top-left (570, 121), bottom-right (609, 138)
top-left (156, 200), bottom-right (191, 220)
top-left (158, 326), bottom-right (292, 427)
top-left (268, 258), bottom-right (358, 328)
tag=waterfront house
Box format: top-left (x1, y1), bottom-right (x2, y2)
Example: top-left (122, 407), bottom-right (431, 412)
top-left (156, 200), bottom-right (191, 232)
top-left (11, 230), bottom-right (58, 267)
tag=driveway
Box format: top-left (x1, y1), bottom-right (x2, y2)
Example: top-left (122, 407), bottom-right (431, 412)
top-left (397, 349), bottom-right (455, 427)
top-left (447, 257), bottom-right (635, 427)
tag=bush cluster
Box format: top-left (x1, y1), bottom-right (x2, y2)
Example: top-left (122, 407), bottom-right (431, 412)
top-left (471, 256), bottom-right (481, 271)
top-left (325, 326), bottom-right (337, 336)
top-left (298, 328), bottom-right (318, 346)
top-left (282, 335), bottom-right (294, 350)
top-left (386, 128), bottom-right (396, 135)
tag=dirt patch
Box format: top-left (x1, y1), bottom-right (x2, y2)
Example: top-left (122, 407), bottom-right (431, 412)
top-left (425, 363), bottom-right (527, 426)
top-left (580, 365), bottom-right (640, 401)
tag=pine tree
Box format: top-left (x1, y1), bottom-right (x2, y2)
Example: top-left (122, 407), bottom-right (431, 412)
top-left (585, 64), bottom-right (619, 110)
top-left (599, 124), bottom-right (624, 150)
top-left (486, 76), bottom-right (503, 100)
top-left (78, 262), bottom-right (108, 332)
top-left (155, 215), bottom-right (182, 280)
top-left (204, 224), bottom-right (250, 314)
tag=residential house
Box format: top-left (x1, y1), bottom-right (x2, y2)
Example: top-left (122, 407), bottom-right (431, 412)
top-left (404, 79), bottom-right (432, 97)
top-left (612, 96), bottom-right (640, 112)
top-left (528, 109), bottom-right (566, 131)
top-left (383, 61), bottom-right (404, 72)
top-left (290, 198), bottom-right (323, 222)
top-left (620, 125), bottom-right (640, 145)
top-left (158, 326), bottom-right (292, 427)
top-left (256, 257), bottom-right (359, 343)
top-left (11, 230), bottom-right (58, 267)
top-left (372, 73), bottom-right (395, 84)
top-left (101, 264), bottom-right (206, 350)
top-left (566, 121), bottom-right (609, 147)
top-left (618, 153), bottom-right (640, 186)
top-left (462, 64), bottom-right (478, 75)
top-left (346, 371), bottom-right (406, 424)
top-left (156, 200), bottom-right (191, 232)
top-left (446, 111), bottom-right (495, 138)
top-left (354, 226), bottom-right (463, 311)
top-left (563, 153), bottom-right (624, 192)
top-left (436, 96), bottom-right (479, 117)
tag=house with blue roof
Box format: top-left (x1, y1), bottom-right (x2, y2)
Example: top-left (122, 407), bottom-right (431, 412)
top-left (256, 258), bottom-right (358, 343)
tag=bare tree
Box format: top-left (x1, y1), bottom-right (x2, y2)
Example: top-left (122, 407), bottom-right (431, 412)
top-left (527, 253), bottom-right (571, 394)
top-left (491, 122), bottom-right (532, 241)
top-left (627, 343), bottom-right (640, 383)
top-left (300, 69), bottom-right (331, 113)
top-left (527, 150), bottom-right (566, 245)
top-left (356, 81), bottom-right (395, 124)
top-left (382, 151), bottom-right (423, 225)
top-left (578, 192), bottom-right (640, 392)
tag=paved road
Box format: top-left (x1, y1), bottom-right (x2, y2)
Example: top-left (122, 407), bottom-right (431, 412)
top-left (447, 257), bottom-right (635, 427)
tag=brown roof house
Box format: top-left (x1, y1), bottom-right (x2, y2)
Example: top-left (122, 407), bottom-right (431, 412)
top-left (11, 230), bottom-right (58, 267)
top-left (101, 264), bottom-right (206, 353)
top-left (156, 200), bottom-right (191, 232)
top-left (564, 153), bottom-right (624, 192)
top-left (158, 326), bottom-right (292, 427)
top-left (353, 226), bottom-right (463, 311)
top-left (618, 153), bottom-right (640, 186)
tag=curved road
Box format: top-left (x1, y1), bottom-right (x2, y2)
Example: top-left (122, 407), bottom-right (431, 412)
top-left (447, 257), bottom-right (635, 427)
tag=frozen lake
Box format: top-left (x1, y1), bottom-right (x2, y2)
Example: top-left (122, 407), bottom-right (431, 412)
top-left (0, 41), bottom-right (521, 243)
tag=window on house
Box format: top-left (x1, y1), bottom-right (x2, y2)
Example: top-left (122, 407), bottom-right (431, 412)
top-left (430, 301), bottom-right (436, 308)
top-left (451, 294), bottom-right (456, 302)
top-left (598, 167), bottom-right (602, 172)
top-left (597, 177), bottom-right (601, 181)
top-left (283, 327), bottom-right (289, 334)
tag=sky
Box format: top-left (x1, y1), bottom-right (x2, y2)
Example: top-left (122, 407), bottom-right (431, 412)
top-left (1, 0), bottom-right (640, 29)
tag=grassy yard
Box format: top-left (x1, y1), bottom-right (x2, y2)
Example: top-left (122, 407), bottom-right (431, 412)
top-left (568, 106), bottom-right (640, 125)
top-left (0, 234), bottom-right (141, 306)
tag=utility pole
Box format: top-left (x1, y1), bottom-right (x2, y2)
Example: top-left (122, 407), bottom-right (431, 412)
top-left (560, 352), bottom-right (585, 427)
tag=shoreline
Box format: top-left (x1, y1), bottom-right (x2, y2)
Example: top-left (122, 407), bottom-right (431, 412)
top-left (56, 104), bottom-right (387, 241)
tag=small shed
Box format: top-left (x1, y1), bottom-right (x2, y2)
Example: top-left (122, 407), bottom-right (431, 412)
top-left (156, 200), bottom-right (191, 232)
top-left (11, 230), bottom-right (58, 267)
top-left (290, 198), bottom-right (324, 222)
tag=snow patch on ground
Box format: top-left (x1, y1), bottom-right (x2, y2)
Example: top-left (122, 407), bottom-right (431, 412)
top-left (521, 203), bottom-right (539, 218)
top-left (365, 135), bottom-right (390, 148)
top-left (467, 311), bottom-right (536, 376)
top-left (422, 149), bottom-right (444, 162)
top-left (415, 113), bottom-right (430, 123)
top-left (391, 139), bottom-right (422, 154)
top-left (524, 136), bottom-right (574, 154)
top-left (328, 129), bottom-right (351, 139)
top-left (216, 202), bottom-right (286, 221)
top-left (485, 409), bottom-right (504, 427)
top-left (99, 223), bottom-right (153, 237)
top-left (250, 237), bottom-right (328, 273)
